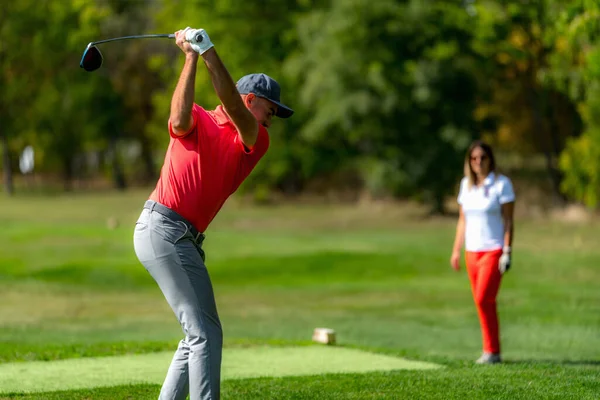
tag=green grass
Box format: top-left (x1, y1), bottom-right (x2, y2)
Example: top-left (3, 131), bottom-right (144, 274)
top-left (0, 189), bottom-right (599, 399)
top-left (0, 346), bottom-right (439, 394)
top-left (2, 364), bottom-right (599, 400)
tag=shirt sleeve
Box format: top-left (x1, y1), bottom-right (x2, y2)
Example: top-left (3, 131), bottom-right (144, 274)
top-left (233, 124), bottom-right (270, 158)
top-left (169, 104), bottom-right (203, 139)
top-left (231, 125), bottom-right (270, 189)
top-left (498, 176), bottom-right (516, 204)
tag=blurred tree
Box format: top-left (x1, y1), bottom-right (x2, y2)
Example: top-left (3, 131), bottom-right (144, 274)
top-left (0, 0), bottom-right (114, 191)
top-left (544, 0), bottom-right (600, 207)
top-left (285, 0), bottom-right (479, 212)
top-left (0, 2), bottom-right (34, 195)
top-left (96, 0), bottom-right (174, 186)
top-left (472, 0), bottom-right (582, 204)
top-left (3, 0), bottom-right (593, 206)
top-left (31, 1), bottom-right (113, 190)
top-left (149, 0), bottom-right (318, 198)
top-left (0, 3), bottom-right (12, 195)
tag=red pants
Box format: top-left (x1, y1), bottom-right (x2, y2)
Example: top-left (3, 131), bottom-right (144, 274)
top-left (466, 249), bottom-right (503, 353)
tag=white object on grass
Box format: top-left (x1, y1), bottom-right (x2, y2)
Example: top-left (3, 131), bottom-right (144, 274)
top-left (312, 327), bottom-right (336, 345)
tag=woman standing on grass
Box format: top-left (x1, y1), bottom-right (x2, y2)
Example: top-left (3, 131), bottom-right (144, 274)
top-left (450, 140), bottom-right (515, 364)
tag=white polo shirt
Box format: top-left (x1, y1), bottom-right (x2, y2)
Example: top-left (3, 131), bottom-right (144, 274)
top-left (457, 172), bottom-right (515, 252)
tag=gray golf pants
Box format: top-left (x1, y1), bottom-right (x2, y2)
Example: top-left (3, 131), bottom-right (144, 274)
top-left (133, 200), bottom-right (222, 400)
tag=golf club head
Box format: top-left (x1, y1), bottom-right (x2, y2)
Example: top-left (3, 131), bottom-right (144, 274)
top-left (80, 44), bottom-right (103, 72)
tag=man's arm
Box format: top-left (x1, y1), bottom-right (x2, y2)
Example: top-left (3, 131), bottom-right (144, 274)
top-left (170, 53), bottom-right (199, 135)
top-left (201, 48), bottom-right (259, 147)
top-left (170, 30), bottom-right (200, 136)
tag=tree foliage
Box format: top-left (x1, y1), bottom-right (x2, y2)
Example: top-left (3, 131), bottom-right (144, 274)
top-left (1, 0), bottom-right (598, 211)
top-left (286, 0), bottom-right (479, 211)
top-left (545, 0), bottom-right (600, 207)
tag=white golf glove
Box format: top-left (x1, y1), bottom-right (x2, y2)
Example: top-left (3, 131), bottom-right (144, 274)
top-left (498, 246), bottom-right (511, 275)
top-left (184, 27), bottom-right (214, 54)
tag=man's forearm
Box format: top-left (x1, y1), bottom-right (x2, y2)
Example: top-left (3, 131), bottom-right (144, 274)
top-left (201, 48), bottom-right (258, 144)
top-left (201, 49), bottom-right (244, 113)
top-left (170, 53), bottom-right (199, 131)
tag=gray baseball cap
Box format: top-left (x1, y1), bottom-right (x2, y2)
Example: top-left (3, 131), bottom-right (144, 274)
top-left (236, 73), bottom-right (294, 118)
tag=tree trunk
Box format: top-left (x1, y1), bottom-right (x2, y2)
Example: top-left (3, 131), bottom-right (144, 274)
top-left (549, 92), bottom-right (571, 203)
top-left (109, 138), bottom-right (127, 191)
top-left (139, 135), bottom-right (155, 184)
top-left (432, 192), bottom-right (446, 215)
top-left (548, 117), bottom-right (568, 203)
top-left (528, 2), bottom-right (566, 206)
top-left (1, 131), bottom-right (14, 196)
top-left (62, 156), bottom-right (74, 192)
top-left (528, 86), bottom-right (566, 206)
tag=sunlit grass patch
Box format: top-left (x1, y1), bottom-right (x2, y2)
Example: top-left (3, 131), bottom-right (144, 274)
top-left (0, 346), bottom-right (440, 394)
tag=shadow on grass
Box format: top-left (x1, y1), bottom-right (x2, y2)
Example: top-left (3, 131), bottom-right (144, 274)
top-left (503, 359), bottom-right (600, 367)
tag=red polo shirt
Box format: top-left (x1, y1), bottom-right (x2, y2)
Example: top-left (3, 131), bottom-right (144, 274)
top-left (149, 104), bottom-right (269, 233)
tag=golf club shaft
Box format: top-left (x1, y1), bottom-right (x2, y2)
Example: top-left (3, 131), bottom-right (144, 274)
top-left (90, 34), bottom-right (175, 46)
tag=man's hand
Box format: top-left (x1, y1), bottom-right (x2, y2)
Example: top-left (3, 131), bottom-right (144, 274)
top-left (184, 28), bottom-right (214, 55)
top-left (200, 41), bottom-right (259, 147)
top-left (174, 28), bottom-right (198, 57)
top-left (498, 247), bottom-right (511, 275)
top-left (169, 29), bottom-right (201, 135)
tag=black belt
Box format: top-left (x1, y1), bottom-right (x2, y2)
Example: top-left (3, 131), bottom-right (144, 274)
top-left (143, 200), bottom-right (204, 244)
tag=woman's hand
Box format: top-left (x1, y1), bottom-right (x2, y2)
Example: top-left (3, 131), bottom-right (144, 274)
top-left (450, 250), bottom-right (461, 272)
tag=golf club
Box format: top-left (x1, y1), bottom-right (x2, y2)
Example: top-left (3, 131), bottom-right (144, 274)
top-left (79, 32), bottom-right (204, 72)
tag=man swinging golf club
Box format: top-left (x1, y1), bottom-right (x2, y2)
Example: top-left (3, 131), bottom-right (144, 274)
top-left (133, 27), bottom-right (293, 400)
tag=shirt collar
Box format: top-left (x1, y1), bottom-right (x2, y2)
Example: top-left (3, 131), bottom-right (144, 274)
top-left (212, 105), bottom-right (232, 126)
top-left (483, 172), bottom-right (496, 185)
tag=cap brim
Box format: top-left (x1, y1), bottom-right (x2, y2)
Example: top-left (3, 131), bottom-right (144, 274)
top-left (253, 94), bottom-right (294, 118)
top-left (272, 101), bottom-right (294, 119)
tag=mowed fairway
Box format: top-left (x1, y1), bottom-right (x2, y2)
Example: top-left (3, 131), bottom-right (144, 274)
top-left (0, 190), bottom-right (598, 399)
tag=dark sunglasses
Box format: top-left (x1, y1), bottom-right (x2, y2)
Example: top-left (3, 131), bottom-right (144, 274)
top-left (470, 155), bottom-right (488, 162)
